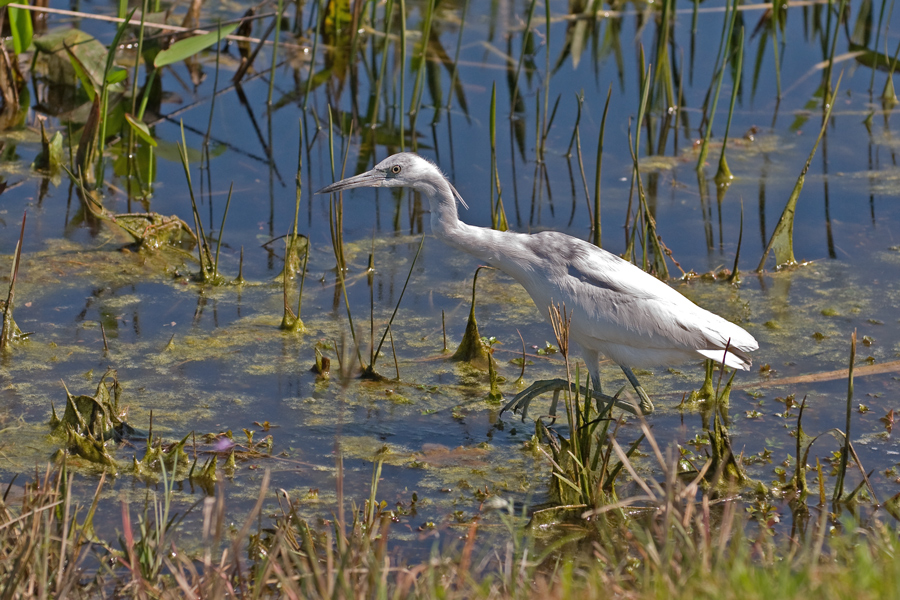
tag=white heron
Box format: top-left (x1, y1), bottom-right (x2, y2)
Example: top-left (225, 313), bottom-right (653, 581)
top-left (317, 153), bottom-right (758, 417)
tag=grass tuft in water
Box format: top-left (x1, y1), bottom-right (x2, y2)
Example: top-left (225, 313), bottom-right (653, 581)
top-left (833, 329), bottom-right (856, 503)
top-left (626, 61), bottom-right (681, 278)
top-left (530, 303), bottom-right (644, 512)
top-left (681, 359), bottom-right (716, 405)
top-left (280, 233), bottom-right (309, 332)
top-left (757, 73), bottom-right (842, 270)
top-left (727, 199), bottom-right (744, 283)
top-left (489, 83), bottom-right (509, 231)
top-left (451, 266), bottom-right (491, 368)
top-left (361, 234), bottom-right (425, 380)
top-left (177, 121), bottom-right (219, 283)
top-left (703, 362), bottom-right (755, 489)
top-left (696, 0), bottom-right (739, 174)
top-left (49, 369), bottom-right (134, 473)
top-left (1, 212), bottom-right (27, 353)
top-left (714, 27), bottom-right (744, 188)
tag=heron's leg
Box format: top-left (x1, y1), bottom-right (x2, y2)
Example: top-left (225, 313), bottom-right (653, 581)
top-left (620, 365), bottom-right (654, 415)
top-left (500, 379), bottom-right (569, 421)
top-left (549, 389), bottom-right (561, 422)
top-left (500, 378), bottom-right (643, 421)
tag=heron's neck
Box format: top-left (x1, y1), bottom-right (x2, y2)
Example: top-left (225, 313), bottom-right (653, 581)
top-left (422, 180), bottom-right (520, 270)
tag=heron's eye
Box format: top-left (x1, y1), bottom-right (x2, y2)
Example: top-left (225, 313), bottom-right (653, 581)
top-left (391, 165), bottom-right (401, 174)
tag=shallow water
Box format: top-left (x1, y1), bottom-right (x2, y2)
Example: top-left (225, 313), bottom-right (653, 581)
top-left (2, 0), bottom-right (900, 552)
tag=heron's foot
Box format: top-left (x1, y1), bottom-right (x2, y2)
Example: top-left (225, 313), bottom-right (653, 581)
top-left (500, 378), bottom-right (647, 422)
top-left (620, 366), bottom-right (655, 415)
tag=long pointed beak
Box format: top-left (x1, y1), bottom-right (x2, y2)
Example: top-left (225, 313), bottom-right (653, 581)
top-left (315, 169), bottom-right (384, 194)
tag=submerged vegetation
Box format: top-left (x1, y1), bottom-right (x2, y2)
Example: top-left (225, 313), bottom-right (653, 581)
top-left (1, 0), bottom-right (900, 596)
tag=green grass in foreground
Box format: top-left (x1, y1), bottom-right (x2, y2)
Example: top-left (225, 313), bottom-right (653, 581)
top-left (4, 456), bottom-right (900, 599)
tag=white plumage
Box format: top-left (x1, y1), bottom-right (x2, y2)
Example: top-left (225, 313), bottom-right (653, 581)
top-left (318, 152), bottom-right (758, 415)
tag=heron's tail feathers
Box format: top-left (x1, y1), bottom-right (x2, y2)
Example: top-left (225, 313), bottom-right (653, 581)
top-left (697, 345), bottom-right (754, 371)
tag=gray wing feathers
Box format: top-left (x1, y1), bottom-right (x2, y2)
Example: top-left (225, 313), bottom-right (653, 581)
top-left (526, 232), bottom-right (757, 364)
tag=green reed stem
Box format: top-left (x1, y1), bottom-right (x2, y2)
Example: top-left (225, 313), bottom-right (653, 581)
top-left (328, 123), bottom-right (363, 369)
top-left (869, 0), bottom-right (890, 95)
top-left (178, 121), bottom-right (213, 277)
top-left (540, 0), bottom-right (550, 156)
top-left (629, 62), bottom-right (669, 278)
top-left (696, 0), bottom-right (738, 173)
top-left (757, 72), bottom-right (842, 270)
top-left (96, 10), bottom-right (135, 188)
top-left (288, 118), bottom-right (307, 320)
top-left (716, 26), bottom-right (744, 185)
top-left (727, 199), bottom-right (743, 284)
top-left (565, 92), bottom-right (583, 158)
top-left (538, 94), bottom-right (560, 163)
top-left (302, 0), bottom-right (324, 110)
top-left (445, 0), bottom-right (469, 111)
top-left (399, 0), bottom-right (407, 151)
top-left (369, 0), bottom-right (394, 128)
top-left (834, 330), bottom-right (856, 503)
top-left (489, 82), bottom-right (508, 231)
top-left (297, 241), bottom-right (309, 319)
top-left (771, 2), bottom-right (782, 100)
top-left (489, 82), bottom-right (496, 227)
top-left (126, 0), bottom-right (148, 201)
top-left (213, 182), bottom-right (233, 279)
top-left (408, 0), bottom-right (435, 121)
top-left (0, 213), bottom-right (25, 353)
top-left (575, 125), bottom-right (592, 229)
top-left (267, 0), bottom-right (283, 108)
top-left (593, 85), bottom-right (612, 248)
top-left (822, 0), bottom-right (847, 107)
top-left (509, 0), bottom-right (538, 114)
top-left (371, 234), bottom-right (425, 368)
top-left (137, 69), bottom-right (157, 121)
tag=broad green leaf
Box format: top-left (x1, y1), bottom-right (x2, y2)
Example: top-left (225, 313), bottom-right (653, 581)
top-left (65, 44), bottom-right (97, 100)
top-left (155, 139), bottom-right (204, 163)
top-left (154, 24), bottom-right (238, 68)
top-left (34, 28), bottom-right (103, 59)
top-left (9, 4), bottom-right (33, 55)
top-left (33, 122), bottom-right (64, 174)
top-left (125, 113), bottom-right (157, 147)
top-left (849, 43), bottom-right (895, 72)
top-left (35, 29), bottom-right (108, 92)
top-left (106, 67), bottom-right (128, 85)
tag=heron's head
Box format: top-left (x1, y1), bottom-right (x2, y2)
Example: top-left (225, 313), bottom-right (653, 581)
top-left (316, 153), bottom-right (468, 209)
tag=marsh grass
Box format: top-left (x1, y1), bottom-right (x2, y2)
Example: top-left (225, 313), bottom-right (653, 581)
top-left (696, 0), bottom-right (738, 175)
top-left (407, 0), bottom-right (436, 152)
top-left (714, 26), bottom-right (744, 188)
top-left (592, 86), bottom-right (612, 248)
top-left (8, 414), bottom-right (900, 598)
top-left (625, 61), bottom-right (681, 278)
top-left (281, 120), bottom-right (310, 332)
top-left (451, 266), bottom-right (492, 367)
top-left (177, 121), bottom-right (218, 283)
top-left (0, 212), bottom-right (26, 353)
top-left (530, 303), bottom-right (644, 511)
top-left (489, 83), bottom-right (509, 231)
top-left (361, 234), bottom-right (425, 380)
top-left (757, 73), bottom-right (842, 270)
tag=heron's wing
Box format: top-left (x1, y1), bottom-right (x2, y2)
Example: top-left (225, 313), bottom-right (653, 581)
top-left (526, 233), bottom-right (757, 361)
